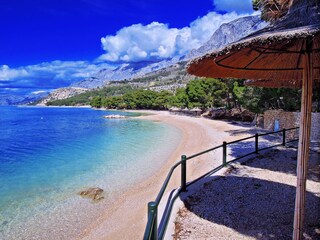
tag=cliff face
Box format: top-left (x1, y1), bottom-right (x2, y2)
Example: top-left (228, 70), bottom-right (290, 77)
top-left (185, 15), bottom-right (267, 60)
top-left (37, 87), bottom-right (88, 105)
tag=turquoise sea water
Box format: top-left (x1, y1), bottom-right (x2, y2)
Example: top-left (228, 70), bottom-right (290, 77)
top-left (0, 106), bottom-right (181, 239)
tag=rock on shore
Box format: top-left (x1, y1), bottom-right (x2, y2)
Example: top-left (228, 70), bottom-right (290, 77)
top-left (79, 187), bottom-right (104, 201)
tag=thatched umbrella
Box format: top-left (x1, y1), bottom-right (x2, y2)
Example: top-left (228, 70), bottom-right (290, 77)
top-left (169, 107), bottom-right (182, 112)
top-left (190, 107), bottom-right (202, 116)
top-left (187, 0), bottom-right (319, 239)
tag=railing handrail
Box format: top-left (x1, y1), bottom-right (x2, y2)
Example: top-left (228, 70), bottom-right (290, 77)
top-left (144, 127), bottom-right (299, 240)
top-left (144, 211), bottom-right (156, 239)
top-left (155, 160), bottom-right (182, 204)
top-left (186, 144), bottom-right (223, 160)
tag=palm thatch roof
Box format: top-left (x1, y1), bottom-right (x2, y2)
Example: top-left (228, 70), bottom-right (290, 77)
top-left (187, 0), bottom-right (320, 84)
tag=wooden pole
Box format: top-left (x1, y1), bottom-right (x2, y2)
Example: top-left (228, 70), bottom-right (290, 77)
top-left (293, 39), bottom-right (313, 240)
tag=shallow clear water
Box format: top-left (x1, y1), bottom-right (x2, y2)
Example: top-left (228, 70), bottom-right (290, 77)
top-left (0, 106), bottom-right (181, 238)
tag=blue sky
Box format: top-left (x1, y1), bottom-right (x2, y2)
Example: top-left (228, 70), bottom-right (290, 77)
top-left (0, 0), bottom-right (254, 96)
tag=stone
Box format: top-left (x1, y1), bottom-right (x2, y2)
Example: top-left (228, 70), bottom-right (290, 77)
top-left (210, 107), bottom-right (226, 119)
top-left (79, 187), bottom-right (104, 201)
top-left (209, 108), bottom-right (255, 122)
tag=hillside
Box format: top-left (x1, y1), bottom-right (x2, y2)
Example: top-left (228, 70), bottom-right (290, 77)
top-left (106, 61), bottom-right (195, 90)
top-left (37, 87), bottom-right (89, 105)
top-left (45, 85), bottom-right (136, 106)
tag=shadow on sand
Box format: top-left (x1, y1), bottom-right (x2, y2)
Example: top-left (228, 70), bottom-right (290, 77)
top-left (178, 145), bottom-right (320, 239)
top-left (181, 174), bottom-right (320, 239)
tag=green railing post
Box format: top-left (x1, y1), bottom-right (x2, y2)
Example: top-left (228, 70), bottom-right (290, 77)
top-left (223, 141), bottom-right (227, 166)
top-left (148, 201), bottom-right (158, 240)
top-left (282, 128), bottom-right (286, 146)
top-left (181, 155), bottom-right (187, 192)
top-left (255, 133), bottom-right (259, 153)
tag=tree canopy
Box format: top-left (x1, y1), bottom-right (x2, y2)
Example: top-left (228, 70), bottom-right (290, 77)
top-left (78, 78), bottom-right (304, 113)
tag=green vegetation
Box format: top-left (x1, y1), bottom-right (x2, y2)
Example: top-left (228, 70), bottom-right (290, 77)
top-left (185, 78), bottom-right (228, 108)
top-left (88, 78), bottom-right (229, 110)
top-left (47, 76), bottom-right (308, 113)
top-left (46, 85), bottom-right (136, 106)
top-left (235, 84), bottom-right (301, 113)
top-left (98, 90), bottom-right (174, 110)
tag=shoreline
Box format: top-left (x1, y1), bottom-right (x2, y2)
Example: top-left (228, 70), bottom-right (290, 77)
top-left (1, 108), bottom-right (183, 240)
top-left (80, 110), bottom-right (252, 240)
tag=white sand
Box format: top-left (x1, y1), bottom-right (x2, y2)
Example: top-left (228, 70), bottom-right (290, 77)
top-left (79, 110), bottom-right (254, 240)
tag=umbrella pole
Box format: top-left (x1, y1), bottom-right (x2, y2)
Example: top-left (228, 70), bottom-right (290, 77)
top-left (293, 39), bottom-right (313, 240)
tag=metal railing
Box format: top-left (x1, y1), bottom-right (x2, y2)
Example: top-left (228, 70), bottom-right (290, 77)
top-left (143, 127), bottom-right (299, 240)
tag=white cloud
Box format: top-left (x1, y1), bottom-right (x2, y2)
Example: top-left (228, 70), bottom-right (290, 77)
top-left (3, 87), bottom-right (20, 91)
top-left (0, 61), bottom-right (112, 95)
top-left (213, 0), bottom-right (254, 14)
top-left (0, 61), bottom-right (111, 82)
top-left (0, 65), bottom-right (29, 81)
top-left (31, 90), bottom-right (50, 94)
top-left (99, 11), bottom-right (250, 62)
top-left (100, 22), bottom-right (180, 62)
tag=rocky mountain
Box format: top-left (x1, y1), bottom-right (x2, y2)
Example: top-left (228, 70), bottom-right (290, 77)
top-left (185, 15), bottom-right (267, 60)
top-left (0, 92), bottom-right (49, 106)
top-left (37, 87), bottom-right (89, 105)
top-left (117, 61), bottom-right (192, 85)
top-left (72, 57), bottom-right (183, 89)
top-left (104, 61), bottom-right (196, 92)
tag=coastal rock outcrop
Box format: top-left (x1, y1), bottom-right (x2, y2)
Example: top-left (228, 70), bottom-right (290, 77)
top-left (37, 87), bottom-right (89, 105)
top-left (79, 187), bottom-right (104, 201)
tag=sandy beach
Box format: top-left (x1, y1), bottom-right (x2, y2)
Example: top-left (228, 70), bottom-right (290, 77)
top-left (80, 110), bottom-right (253, 240)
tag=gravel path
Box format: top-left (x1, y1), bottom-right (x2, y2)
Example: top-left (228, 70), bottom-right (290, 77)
top-left (173, 145), bottom-right (320, 240)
